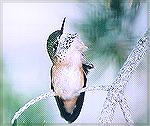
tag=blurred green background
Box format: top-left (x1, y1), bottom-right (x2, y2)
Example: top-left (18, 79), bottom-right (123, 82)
top-left (1, 0), bottom-right (149, 125)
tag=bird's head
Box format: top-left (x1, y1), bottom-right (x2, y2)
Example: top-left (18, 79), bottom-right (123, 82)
top-left (47, 17), bottom-right (66, 60)
top-left (47, 18), bottom-right (87, 64)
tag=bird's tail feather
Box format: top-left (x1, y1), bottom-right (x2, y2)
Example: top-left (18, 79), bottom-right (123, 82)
top-left (55, 92), bottom-right (85, 123)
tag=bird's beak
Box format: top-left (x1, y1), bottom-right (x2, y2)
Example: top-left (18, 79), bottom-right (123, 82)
top-left (60, 17), bottom-right (66, 35)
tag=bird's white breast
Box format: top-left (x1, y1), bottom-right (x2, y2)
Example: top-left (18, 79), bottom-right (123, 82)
top-left (53, 66), bottom-right (83, 100)
top-left (52, 33), bottom-right (86, 100)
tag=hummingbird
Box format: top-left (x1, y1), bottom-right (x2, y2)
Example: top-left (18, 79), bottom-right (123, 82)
top-left (47, 17), bottom-right (93, 123)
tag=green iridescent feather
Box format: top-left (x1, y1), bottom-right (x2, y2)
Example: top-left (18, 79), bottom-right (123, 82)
top-left (47, 17), bottom-right (66, 60)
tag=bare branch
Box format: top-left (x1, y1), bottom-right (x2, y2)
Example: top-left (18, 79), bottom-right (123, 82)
top-left (118, 95), bottom-right (134, 124)
top-left (99, 31), bottom-right (149, 124)
top-left (11, 91), bottom-right (55, 124)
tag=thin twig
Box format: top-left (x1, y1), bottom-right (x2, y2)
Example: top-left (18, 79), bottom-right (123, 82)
top-left (11, 85), bottom-right (111, 125)
top-left (99, 31), bottom-right (149, 124)
top-left (11, 91), bottom-right (55, 124)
